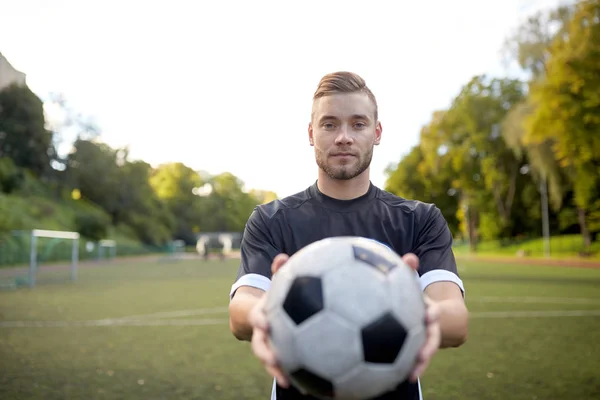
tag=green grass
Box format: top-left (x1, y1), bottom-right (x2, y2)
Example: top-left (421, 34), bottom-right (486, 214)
top-left (1, 257), bottom-right (600, 400)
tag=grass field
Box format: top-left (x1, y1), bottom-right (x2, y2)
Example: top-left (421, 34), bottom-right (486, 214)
top-left (1, 256), bottom-right (599, 400)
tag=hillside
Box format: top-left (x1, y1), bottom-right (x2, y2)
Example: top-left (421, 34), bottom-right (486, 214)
top-left (0, 184), bottom-right (155, 267)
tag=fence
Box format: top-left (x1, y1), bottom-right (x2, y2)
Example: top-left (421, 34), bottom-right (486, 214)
top-left (452, 234), bottom-right (599, 258)
top-left (0, 231), bottom-right (165, 268)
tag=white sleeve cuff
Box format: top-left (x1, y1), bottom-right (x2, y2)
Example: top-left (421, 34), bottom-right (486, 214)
top-left (420, 269), bottom-right (465, 295)
top-left (230, 273), bottom-right (271, 299)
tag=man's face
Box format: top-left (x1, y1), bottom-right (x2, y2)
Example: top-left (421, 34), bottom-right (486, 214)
top-left (309, 92), bottom-right (382, 181)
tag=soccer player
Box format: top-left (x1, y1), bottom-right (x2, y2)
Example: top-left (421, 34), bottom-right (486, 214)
top-left (228, 71), bottom-right (469, 400)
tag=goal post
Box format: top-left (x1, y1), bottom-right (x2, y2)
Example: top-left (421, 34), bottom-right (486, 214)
top-left (29, 229), bottom-right (79, 288)
top-left (97, 239), bottom-right (117, 262)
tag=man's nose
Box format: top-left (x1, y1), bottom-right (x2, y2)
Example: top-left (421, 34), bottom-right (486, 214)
top-left (335, 126), bottom-right (353, 144)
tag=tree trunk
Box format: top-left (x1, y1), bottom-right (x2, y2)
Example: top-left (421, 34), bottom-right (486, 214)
top-left (577, 207), bottom-right (591, 251)
top-left (467, 205), bottom-right (478, 252)
top-left (492, 162), bottom-right (518, 230)
top-left (504, 162), bottom-right (518, 219)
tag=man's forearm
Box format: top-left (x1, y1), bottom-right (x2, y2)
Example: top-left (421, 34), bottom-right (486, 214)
top-left (437, 298), bottom-right (469, 348)
top-left (229, 290), bottom-right (264, 341)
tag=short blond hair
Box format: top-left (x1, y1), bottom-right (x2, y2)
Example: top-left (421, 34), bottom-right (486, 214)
top-left (312, 71), bottom-right (378, 120)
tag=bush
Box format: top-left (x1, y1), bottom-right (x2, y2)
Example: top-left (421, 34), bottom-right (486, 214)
top-left (74, 211), bottom-right (110, 241)
top-left (0, 158), bottom-right (23, 194)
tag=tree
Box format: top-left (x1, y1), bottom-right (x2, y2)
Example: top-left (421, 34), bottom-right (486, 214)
top-left (149, 162), bottom-right (204, 244)
top-left (0, 83), bottom-right (56, 177)
top-left (384, 129), bottom-right (459, 236)
top-left (503, 4), bottom-right (574, 81)
top-left (419, 77), bottom-right (526, 246)
top-left (249, 189), bottom-right (278, 205)
top-left (524, 0), bottom-right (600, 250)
top-left (197, 172), bottom-right (260, 233)
top-left (67, 139), bottom-right (122, 220)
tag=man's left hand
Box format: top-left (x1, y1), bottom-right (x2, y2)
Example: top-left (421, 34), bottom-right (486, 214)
top-left (400, 253), bottom-right (442, 383)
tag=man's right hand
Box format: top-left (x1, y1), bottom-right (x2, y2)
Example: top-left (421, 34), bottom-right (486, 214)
top-left (248, 253), bottom-right (290, 387)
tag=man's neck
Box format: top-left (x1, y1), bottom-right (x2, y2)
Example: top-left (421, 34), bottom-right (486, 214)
top-left (316, 169), bottom-right (371, 200)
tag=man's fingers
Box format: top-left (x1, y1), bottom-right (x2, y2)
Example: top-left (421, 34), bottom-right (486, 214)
top-left (410, 301), bottom-right (441, 382)
top-left (272, 253), bottom-right (289, 275)
top-left (410, 357), bottom-right (430, 382)
top-left (248, 300), bottom-right (269, 331)
top-left (421, 323), bottom-right (441, 361)
top-left (402, 253), bottom-right (419, 271)
top-left (424, 297), bottom-right (440, 324)
top-left (251, 329), bottom-right (277, 366)
top-left (267, 365), bottom-right (289, 387)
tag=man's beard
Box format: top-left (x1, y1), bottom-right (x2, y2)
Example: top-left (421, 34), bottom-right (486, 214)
top-left (315, 148), bottom-right (373, 180)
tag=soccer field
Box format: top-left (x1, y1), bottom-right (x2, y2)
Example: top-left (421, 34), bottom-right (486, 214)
top-left (1, 256), bottom-right (599, 400)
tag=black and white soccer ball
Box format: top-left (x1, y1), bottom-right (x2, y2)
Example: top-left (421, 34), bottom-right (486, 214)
top-left (265, 236), bottom-right (427, 400)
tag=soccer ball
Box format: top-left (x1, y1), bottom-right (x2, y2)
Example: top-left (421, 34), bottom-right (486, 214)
top-left (265, 236), bottom-right (427, 400)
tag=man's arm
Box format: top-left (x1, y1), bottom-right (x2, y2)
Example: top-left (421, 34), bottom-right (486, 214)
top-left (424, 281), bottom-right (468, 348)
top-left (412, 204), bottom-right (468, 349)
top-left (228, 208), bottom-right (282, 342)
top-left (229, 286), bottom-right (265, 341)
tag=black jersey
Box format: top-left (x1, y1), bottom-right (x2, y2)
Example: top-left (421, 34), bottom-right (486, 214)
top-left (230, 181), bottom-right (465, 400)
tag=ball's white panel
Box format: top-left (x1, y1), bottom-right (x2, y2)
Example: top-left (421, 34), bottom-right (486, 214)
top-left (388, 263), bottom-right (426, 329)
top-left (294, 310), bottom-right (362, 381)
top-left (323, 261), bottom-right (391, 327)
top-left (266, 308), bottom-right (302, 376)
top-left (392, 324), bottom-right (426, 383)
top-left (265, 264), bottom-right (296, 314)
top-left (333, 363), bottom-right (401, 400)
top-left (283, 237), bottom-right (356, 278)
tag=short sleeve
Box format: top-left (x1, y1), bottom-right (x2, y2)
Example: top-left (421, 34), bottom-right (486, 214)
top-left (229, 208), bottom-right (282, 299)
top-left (412, 205), bottom-right (465, 295)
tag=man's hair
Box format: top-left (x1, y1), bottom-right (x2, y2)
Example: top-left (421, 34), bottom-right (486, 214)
top-left (312, 71), bottom-right (378, 121)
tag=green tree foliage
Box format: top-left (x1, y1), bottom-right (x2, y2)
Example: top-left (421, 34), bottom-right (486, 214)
top-left (423, 77), bottom-right (525, 244)
top-left (67, 139), bottom-right (122, 220)
top-left (149, 162), bottom-right (204, 243)
top-left (0, 83), bottom-right (56, 177)
top-left (503, 4), bottom-right (574, 81)
top-left (196, 172), bottom-right (261, 233)
top-left (0, 157), bottom-right (23, 194)
top-left (385, 113), bottom-right (459, 235)
top-left (385, 0), bottom-right (599, 254)
top-left (524, 0), bottom-right (600, 249)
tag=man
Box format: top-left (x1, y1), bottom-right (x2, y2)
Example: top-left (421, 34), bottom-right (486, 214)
top-left (228, 71), bottom-right (468, 400)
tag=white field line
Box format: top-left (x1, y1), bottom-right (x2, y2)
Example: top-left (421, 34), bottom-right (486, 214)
top-left (105, 307), bottom-right (229, 321)
top-left (469, 310), bottom-right (600, 318)
top-left (469, 296), bottom-right (600, 305)
top-left (1, 310), bottom-right (600, 328)
top-left (0, 319), bottom-right (229, 328)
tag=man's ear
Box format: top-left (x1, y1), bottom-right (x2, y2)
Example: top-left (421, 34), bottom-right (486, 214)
top-left (374, 121), bottom-right (382, 145)
top-left (308, 123), bottom-right (314, 146)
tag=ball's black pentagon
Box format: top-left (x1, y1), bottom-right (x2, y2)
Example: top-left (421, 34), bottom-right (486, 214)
top-left (290, 368), bottom-right (334, 398)
top-left (367, 379), bottom-right (419, 399)
top-left (282, 276), bottom-right (324, 325)
top-left (352, 244), bottom-right (397, 274)
top-left (361, 312), bottom-right (407, 364)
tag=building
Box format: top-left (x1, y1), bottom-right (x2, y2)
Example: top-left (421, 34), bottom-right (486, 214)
top-left (0, 52), bottom-right (26, 91)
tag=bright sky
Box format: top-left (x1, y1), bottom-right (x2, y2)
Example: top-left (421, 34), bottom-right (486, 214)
top-left (0, 0), bottom-right (565, 198)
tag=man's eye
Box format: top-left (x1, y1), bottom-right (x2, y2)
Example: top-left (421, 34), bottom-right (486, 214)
top-left (323, 123), bottom-right (335, 129)
top-left (354, 122), bottom-right (366, 129)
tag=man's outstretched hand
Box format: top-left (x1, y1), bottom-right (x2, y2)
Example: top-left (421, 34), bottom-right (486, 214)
top-left (248, 253), bottom-right (290, 387)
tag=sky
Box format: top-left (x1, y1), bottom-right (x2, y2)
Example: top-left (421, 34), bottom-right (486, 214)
top-left (0, 0), bottom-right (567, 198)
